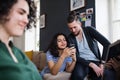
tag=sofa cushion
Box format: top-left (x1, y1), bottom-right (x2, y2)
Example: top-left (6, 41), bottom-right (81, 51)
top-left (25, 50), bottom-right (33, 60)
top-left (32, 51), bottom-right (46, 71)
top-left (43, 72), bottom-right (71, 80)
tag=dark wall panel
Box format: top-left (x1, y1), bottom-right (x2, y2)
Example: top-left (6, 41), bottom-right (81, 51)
top-left (40, 0), bottom-right (95, 51)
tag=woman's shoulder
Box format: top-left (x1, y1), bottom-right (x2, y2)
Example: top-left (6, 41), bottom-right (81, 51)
top-left (46, 51), bottom-right (52, 56)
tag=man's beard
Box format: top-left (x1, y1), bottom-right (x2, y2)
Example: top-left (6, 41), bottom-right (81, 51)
top-left (73, 30), bottom-right (80, 36)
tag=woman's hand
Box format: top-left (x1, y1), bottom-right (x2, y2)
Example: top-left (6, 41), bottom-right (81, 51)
top-left (61, 47), bottom-right (76, 61)
top-left (65, 47), bottom-right (76, 72)
top-left (61, 47), bottom-right (73, 58)
top-left (69, 47), bottom-right (76, 62)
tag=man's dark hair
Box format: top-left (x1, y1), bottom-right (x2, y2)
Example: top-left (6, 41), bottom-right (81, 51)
top-left (0, 0), bottom-right (37, 29)
top-left (67, 11), bottom-right (79, 23)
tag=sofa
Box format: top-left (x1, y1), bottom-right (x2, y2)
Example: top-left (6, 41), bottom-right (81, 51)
top-left (25, 50), bottom-right (89, 80)
top-left (25, 50), bottom-right (46, 71)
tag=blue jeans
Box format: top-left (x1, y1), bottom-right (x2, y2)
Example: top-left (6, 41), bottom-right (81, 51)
top-left (70, 61), bottom-right (102, 80)
top-left (104, 68), bottom-right (116, 80)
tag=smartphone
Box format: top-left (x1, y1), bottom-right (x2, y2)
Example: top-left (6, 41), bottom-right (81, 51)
top-left (69, 44), bottom-right (75, 48)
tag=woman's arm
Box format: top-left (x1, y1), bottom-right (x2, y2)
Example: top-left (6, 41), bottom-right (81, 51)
top-left (65, 47), bottom-right (76, 72)
top-left (47, 56), bottom-right (65, 75)
top-left (47, 48), bottom-right (72, 75)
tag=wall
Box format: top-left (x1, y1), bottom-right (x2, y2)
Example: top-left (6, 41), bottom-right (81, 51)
top-left (13, 34), bottom-right (25, 52)
top-left (40, 0), bottom-right (70, 51)
top-left (40, 0), bottom-right (95, 51)
top-left (75, 0), bottom-right (96, 27)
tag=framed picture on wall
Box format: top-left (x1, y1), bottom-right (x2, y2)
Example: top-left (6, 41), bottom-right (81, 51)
top-left (70, 0), bottom-right (85, 11)
top-left (40, 14), bottom-right (45, 29)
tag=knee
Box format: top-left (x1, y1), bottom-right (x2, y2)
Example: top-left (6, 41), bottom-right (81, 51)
top-left (77, 73), bottom-right (85, 80)
top-left (104, 69), bottom-right (115, 76)
top-left (71, 73), bottom-right (85, 80)
top-left (104, 69), bottom-right (116, 80)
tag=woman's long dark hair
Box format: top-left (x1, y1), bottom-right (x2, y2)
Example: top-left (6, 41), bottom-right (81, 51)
top-left (46, 33), bottom-right (70, 57)
top-left (0, 0), bottom-right (37, 29)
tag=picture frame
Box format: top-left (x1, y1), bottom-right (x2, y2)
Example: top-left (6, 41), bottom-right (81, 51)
top-left (86, 8), bottom-right (93, 15)
top-left (70, 0), bottom-right (85, 11)
top-left (40, 14), bottom-right (45, 29)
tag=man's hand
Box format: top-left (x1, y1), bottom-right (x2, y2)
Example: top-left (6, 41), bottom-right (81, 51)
top-left (89, 62), bottom-right (103, 77)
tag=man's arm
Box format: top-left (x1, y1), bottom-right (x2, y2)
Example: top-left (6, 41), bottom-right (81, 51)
top-left (87, 27), bottom-right (111, 61)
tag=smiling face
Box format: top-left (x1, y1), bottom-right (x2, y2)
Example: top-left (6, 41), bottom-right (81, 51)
top-left (2, 0), bottom-right (29, 37)
top-left (57, 35), bottom-right (67, 49)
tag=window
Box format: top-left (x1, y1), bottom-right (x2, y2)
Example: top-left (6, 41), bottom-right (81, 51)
top-left (110, 0), bottom-right (120, 42)
top-left (25, 0), bottom-right (40, 51)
